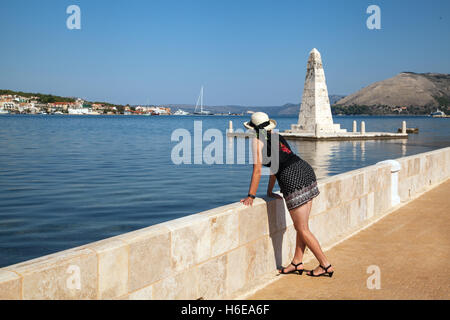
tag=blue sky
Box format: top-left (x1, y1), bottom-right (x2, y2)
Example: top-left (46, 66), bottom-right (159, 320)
top-left (0, 0), bottom-right (449, 106)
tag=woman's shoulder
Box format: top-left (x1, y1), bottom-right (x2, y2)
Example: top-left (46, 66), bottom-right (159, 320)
top-left (276, 132), bottom-right (287, 142)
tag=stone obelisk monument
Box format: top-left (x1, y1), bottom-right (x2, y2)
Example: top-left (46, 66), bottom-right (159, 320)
top-left (291, 48), bottom-right (346, 135)
top-left (228, 48), bottom-right (408, 140)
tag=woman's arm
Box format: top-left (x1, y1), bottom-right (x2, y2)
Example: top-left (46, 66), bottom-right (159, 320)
top-left (240, 137), bottom-right (263, 206)
top-left (267, 174), bottom-right (283, 199)
top-left (267, 174), bottom-right (276, 194)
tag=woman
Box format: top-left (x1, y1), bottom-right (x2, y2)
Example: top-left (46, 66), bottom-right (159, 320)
top-left (240, 112), bottom-right (334, 278)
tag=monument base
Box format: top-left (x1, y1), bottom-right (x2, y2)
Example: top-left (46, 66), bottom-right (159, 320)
top-left (226, 131), bottom-right (408, 141)
top-left (291, 123), bottom-right (348, 134)
top-left (282, 131), bottom-right (408, 141)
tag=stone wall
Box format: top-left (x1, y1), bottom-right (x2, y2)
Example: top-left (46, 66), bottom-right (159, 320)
top-left (1, 147), bottom-right (449, 300)
top-left (395, 148), bottom-right (450, 202)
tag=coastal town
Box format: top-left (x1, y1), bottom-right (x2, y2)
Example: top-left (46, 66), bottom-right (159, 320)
top-left (0, 91), bottom-right (249, 116)
top-left (0, 93), bottom-right (173, 115)
top-left (0, 90), bottom-right (447, 117)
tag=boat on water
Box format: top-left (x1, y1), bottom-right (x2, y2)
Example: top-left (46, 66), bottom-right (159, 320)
top-left (430, 108), bottom-right (447, 117)
top-left (193, 86), bottom-right (213, 115)
top-left (0, 108), bottom-right (9, 114)
top-left (173, 109), bottom-right (190, 115)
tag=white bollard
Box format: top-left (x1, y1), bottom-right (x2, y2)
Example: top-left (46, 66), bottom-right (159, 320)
top-left (229, 120), bottom-right (233, 133)
top-left (376, 160), bottom-right (401, 206)
top-left (353, 120), bottom-right (357, 133)
top-left (361, 121), bottom-right (366, 134)
top-left (402, 121), bottom-right (406, 134)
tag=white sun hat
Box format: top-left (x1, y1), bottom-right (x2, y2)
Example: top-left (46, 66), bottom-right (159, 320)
top-left (243, 112), bottom-right (277, 131)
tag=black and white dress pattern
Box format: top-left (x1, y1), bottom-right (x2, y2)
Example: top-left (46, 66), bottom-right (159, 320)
top-left (276, 158), bottom-right (320, 211)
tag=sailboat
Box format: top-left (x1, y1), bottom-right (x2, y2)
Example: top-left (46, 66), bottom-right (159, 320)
top-left (193, 86), bottom-right (213, 115)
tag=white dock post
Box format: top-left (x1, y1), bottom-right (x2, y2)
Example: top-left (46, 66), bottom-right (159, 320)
top-left (402, 121), bottom-right (406, 134)
top-left (361, 121), bottom-right (366, 134)
top-left (229, 120), bottom-right (233, 133)
top-left (352, 120), bottom-right (357, 133)
top-left (377, 160), bottom-right (402, 206)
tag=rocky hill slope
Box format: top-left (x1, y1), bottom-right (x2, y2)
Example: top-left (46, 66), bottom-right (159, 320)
top-left (336, 72), bottom-right (450, 108)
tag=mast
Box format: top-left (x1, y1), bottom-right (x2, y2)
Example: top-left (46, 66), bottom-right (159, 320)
top-left (195, 86), bottom-right (202, 113)
top-left (194, 85), bottom-right (208, 114)
top-left (200, 86), bottom-right (203, 113)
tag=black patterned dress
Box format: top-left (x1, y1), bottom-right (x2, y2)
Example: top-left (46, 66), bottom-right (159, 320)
top-left (259, 132), bottom-right (320, 210)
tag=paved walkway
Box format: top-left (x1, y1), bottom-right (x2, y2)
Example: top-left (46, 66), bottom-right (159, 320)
top-left (248, 179), bottom-right (450, 300)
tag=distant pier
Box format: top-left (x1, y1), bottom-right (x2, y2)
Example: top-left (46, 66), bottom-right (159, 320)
top-left (227, 120), bottom-right (408, 141)
top-left (227, 130), bottom-right (408, 141)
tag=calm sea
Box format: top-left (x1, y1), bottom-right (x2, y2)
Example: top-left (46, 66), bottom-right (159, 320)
top-left (0, 114), bottom-right (449, 267)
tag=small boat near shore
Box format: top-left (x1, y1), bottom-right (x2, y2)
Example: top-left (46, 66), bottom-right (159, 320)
top-left (430, 108), bottom-right (449, 117)
top-left (173, 109), bottom-right (190, 115)
top-left (397, 127), bottom-right (419, 133)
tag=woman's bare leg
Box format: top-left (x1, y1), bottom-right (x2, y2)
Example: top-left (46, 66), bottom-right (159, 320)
top-left (289, 200), bottom-right (334, 275)
top-left (294, 232), bottom-right (306, 263)
top-left (278, 229), bottom-right (306, 273)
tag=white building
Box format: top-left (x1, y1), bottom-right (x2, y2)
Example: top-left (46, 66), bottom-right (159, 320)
top-left (1, 102), bottom-right (17, 110)
top-left (149, 106), bottom-right (169, 115)
top-left (68, 105), bottom-right (95, 115)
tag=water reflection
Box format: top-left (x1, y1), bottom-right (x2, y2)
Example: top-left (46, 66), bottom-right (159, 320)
top-left (287, 140), bottom-right (339, 180)
top-left (225, 135), bottom-right (412, 181)
top-left (285, 138), bottom-right (410, 180)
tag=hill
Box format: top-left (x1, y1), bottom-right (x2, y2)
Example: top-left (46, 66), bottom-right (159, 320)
top-left (335, 72), bottom-right (450, 108)
top-left (0, 89), bottom-right (76, 104)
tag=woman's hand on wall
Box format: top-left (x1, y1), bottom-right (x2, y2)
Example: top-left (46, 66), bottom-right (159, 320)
top-left (240, 196), bottom-right (254, 206)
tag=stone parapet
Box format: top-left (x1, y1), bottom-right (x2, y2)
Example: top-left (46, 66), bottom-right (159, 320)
top-left (1, 147), bottom-right (449, 300)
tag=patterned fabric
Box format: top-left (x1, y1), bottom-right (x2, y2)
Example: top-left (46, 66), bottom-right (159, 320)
top-left (260, 133), bottom-right (301, 175)
top-left (276, 158), bottom-right (320, 210)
